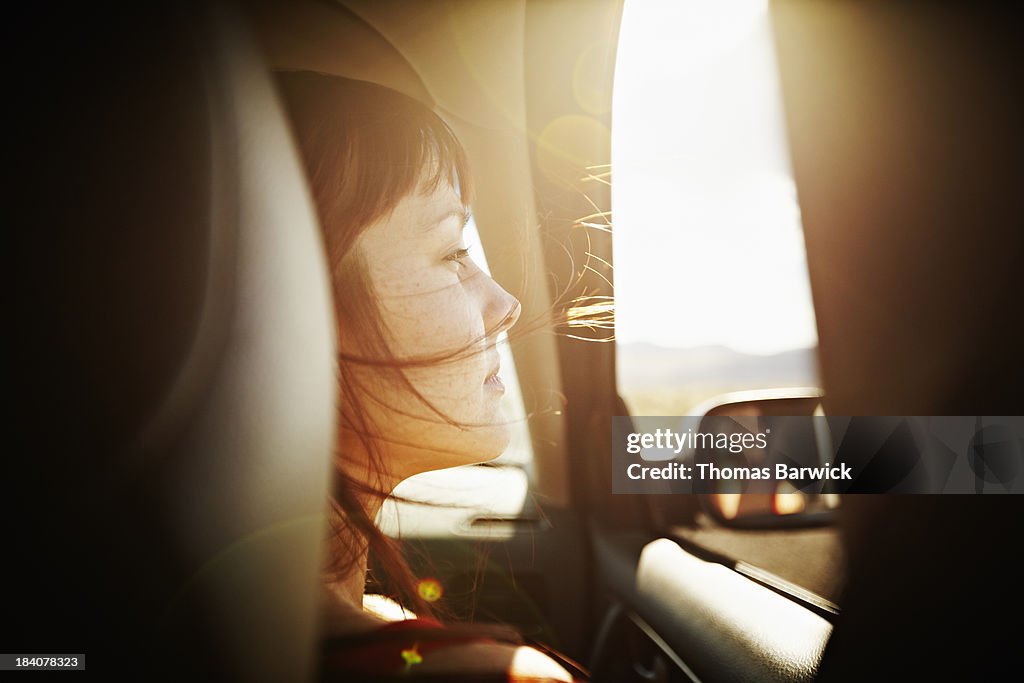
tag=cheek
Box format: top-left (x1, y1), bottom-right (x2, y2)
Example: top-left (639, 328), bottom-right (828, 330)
top-left (380, 279), bottom-right (484, 360)
top-left (387, 292), bottom-right (492, 417)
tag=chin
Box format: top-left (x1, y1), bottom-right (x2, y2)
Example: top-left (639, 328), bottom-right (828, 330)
top-left (449, 421), bottom-right (511, 466)
top-left (480, 423), bottom-right (513, 461)
top-left (395, 422), bottom-right (508, 477)
top-left (444, 395), bottom-right (506, 452)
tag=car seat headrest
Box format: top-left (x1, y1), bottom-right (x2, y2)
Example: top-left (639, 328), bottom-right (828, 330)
top-left (10, 4), bottom-right (336, 680)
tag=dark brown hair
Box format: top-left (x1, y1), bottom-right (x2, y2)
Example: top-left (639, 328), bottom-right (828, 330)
top-left (276, 71), bottom-right (484, 617)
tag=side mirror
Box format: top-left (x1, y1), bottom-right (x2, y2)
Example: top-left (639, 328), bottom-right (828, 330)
top-left (692, 388), bottom-right (840, 529)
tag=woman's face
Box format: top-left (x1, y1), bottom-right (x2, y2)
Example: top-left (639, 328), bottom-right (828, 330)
top-left (342, 177), bottom-right (521, 481)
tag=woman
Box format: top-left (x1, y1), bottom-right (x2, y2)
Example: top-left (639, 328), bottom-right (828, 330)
top-left (277, 72), bottom-right (586, 682)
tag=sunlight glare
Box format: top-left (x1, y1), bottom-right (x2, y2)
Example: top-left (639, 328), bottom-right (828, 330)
top-left (612, 0), bottom-right (817, 356)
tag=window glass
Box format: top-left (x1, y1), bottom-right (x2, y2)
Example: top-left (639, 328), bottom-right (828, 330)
top-left (378, 216), bottom-right (532, 538)
top-left (612, 0), bottom-right (819, 416)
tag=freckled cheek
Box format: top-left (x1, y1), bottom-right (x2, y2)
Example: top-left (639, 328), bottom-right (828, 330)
top-left (382, 291), bottom-right (489, 407)
top-left (383, 285), bottom-right (485, 358)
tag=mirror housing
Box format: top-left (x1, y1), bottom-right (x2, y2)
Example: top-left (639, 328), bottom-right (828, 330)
top-left (692, 388), bottom-right (840, 529)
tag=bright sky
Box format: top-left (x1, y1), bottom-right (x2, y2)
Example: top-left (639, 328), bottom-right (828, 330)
top-left (611, 0), bottom-right (818, 356)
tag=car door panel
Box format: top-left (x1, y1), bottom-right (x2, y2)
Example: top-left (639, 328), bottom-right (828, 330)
top-left (591, 533), bottom-right (832, 683)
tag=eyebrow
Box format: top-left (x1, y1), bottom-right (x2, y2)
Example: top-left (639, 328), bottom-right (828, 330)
top-left (422, 204), bottom-right (470, 232)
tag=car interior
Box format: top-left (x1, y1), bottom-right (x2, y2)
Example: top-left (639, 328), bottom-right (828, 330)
top-left (7, 1), bottom-right (1021, 681)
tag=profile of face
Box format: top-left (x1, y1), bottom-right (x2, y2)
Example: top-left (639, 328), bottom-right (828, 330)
top-left (342, 175), bottom-right (521, 482)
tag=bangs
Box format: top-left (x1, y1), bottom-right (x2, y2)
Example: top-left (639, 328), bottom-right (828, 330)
top-left (415, 119), bottom-right (473, 205)
top-left (345, 91), bottom-right (472, 222)
top-left (277, 71), bottom-right (473, 255)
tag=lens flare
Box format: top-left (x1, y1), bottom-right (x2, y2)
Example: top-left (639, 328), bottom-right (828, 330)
top-left (401, 644), bottom-right (423, 672)
top-left (417, 577), bottom-right (444, 603)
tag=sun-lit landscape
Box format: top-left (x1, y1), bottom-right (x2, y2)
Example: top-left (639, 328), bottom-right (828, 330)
top-left (612, 0), bottom-right (820, 410)
top-left (617, 342), bottom-right (818, 415)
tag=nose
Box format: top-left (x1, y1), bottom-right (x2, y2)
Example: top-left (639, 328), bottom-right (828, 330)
top-left (481, 275), bottom-right (521, 338)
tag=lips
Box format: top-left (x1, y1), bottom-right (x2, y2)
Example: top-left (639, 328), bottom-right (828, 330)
top-left (484, 360), bottom-right (504, 392)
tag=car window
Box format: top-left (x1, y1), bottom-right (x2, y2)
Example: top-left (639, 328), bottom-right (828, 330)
top-left (612, 0), bottom-right (820, 416)
top-left (377, 214), bottom-right (533, 538)
top-left (609, 0), bottom-right (842, 605)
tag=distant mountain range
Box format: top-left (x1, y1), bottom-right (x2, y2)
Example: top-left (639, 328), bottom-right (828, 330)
top-left (616, 343), bottom-right (818, 391)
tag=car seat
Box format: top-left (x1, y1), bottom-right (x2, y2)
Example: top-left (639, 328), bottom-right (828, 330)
top-left (8, 3), bottom-right (335, 680)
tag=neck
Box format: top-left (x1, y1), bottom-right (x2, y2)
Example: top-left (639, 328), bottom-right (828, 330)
top-left (331, 491), bottom-right (387, 602)
top-left (328, 467), bottom-right (393, 608)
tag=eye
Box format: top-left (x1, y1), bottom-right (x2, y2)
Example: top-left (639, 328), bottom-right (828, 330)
top-left (444, 246), bottom-right (472, 269)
